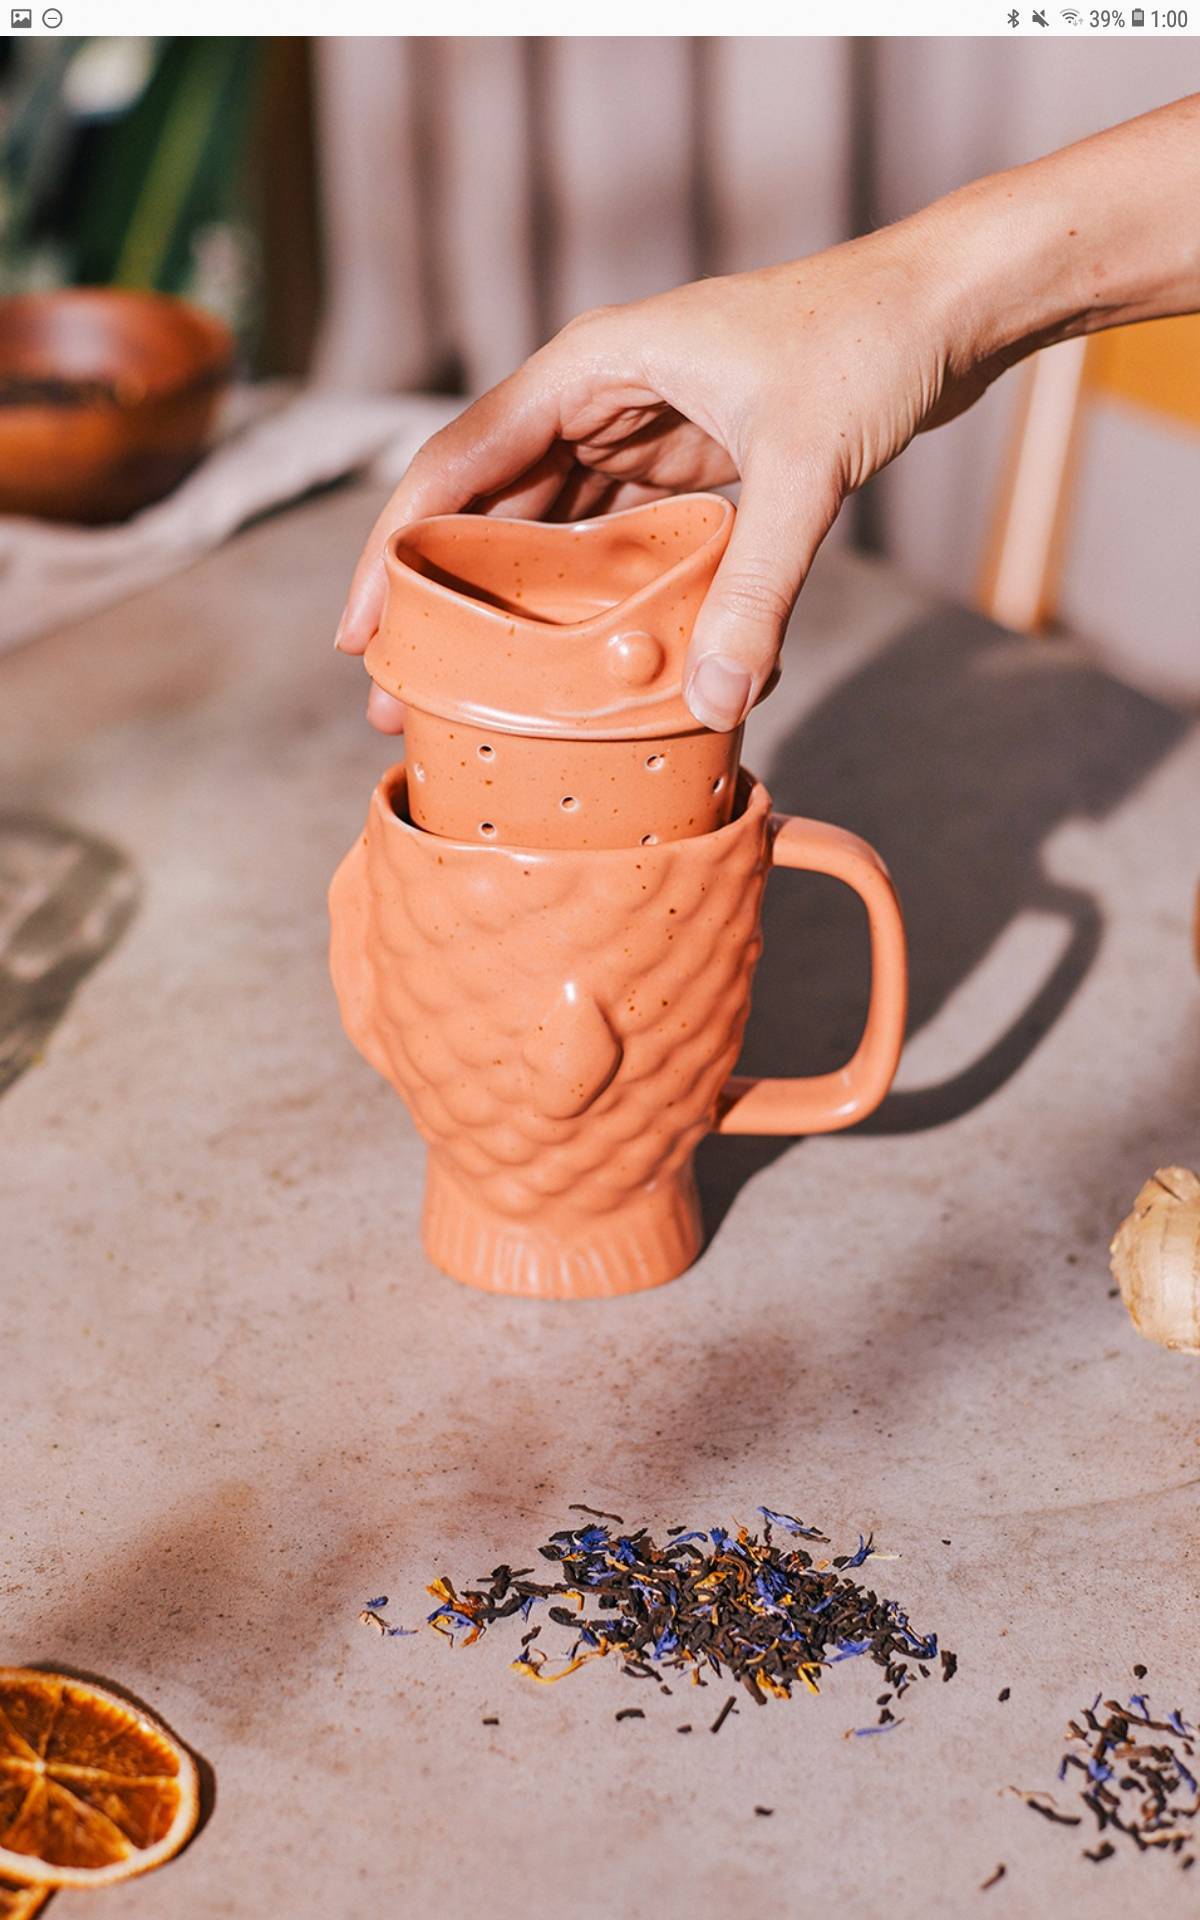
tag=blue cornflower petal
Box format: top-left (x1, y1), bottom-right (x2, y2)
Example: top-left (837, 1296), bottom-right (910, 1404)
top-left (387, 1625), bottom-right (418, 1637)
top-left (853, 1721), bottom-right (903, 1736)
top-left (428, 1605), bottom-right (477, 1632)
top-left (755, 1567), bottom-right (789, 1605)
top-left (831, 1639), bottom-right (872, 1662)
top-left (905, 1632), bottom-right (938, 1661)
top-left (1130, 1693), bottom-right (1150, 1717)
top-left (841, 1534), bottom-right (874, 1571)
top-left (365, 1595), bottom-right (389, 1610)
top-left (1167, 1709), bottom-right (1190, 1738)
top-left (888, 1609), bottom-right (937, 1661)
top-left (757, 1507), bottom-right (827, 1539)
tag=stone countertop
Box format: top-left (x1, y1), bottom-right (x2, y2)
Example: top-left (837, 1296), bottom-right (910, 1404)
top-left (2, 482), bottom-right (1198, 1919)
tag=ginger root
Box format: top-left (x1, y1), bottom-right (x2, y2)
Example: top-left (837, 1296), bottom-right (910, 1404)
top-left (1110, 1167), bottom-right (1200, 1353)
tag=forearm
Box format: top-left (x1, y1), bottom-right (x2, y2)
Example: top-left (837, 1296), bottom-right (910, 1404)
top-left (919, 94), bottom-right (1200, 372)
top-left (339, 92), bottom-right (1200, 719)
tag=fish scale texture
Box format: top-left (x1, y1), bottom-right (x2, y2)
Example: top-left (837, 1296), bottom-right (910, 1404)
top-left (329, 769), bottom-right (771, 1229)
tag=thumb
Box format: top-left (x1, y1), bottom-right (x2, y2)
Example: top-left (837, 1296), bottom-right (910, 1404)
top-left (683, 465), bottom-right (836, 732)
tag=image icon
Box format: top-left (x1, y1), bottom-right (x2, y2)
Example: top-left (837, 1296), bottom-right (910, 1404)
top-left (10, 6), bottom-right (32, 21)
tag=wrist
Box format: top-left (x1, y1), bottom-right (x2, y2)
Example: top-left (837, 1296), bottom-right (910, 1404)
top-left (910, 99), bottom-right (1200, 375)
top-left (907, 171), bottom-right (1085, 376)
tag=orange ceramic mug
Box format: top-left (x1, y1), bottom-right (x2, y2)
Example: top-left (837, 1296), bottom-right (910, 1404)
top-left (329, 764), bottom-right (906, 1299)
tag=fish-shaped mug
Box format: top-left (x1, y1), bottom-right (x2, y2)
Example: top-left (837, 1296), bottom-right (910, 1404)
top-left (330, 495), bottom-right (907, 1297)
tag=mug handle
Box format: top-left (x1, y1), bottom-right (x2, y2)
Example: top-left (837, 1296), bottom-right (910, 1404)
top-left (715, 813), bottom-right (907, 1136)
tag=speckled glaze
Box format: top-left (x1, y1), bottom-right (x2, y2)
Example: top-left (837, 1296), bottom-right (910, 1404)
top-left (329, 767), bottom-right (908, 1298)
top-left (364, 494), bottom-right (744, 850)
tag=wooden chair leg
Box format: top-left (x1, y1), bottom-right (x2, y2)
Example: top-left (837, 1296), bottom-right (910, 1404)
top-left (977, 336), bottom-right (1089, 634)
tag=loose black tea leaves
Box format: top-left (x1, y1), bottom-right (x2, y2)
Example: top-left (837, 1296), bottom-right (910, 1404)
top-left (711, 1696), bottom-right (738, 1736)
top-left (419, 1513), bottom-right (951, 1726)
top-left (1013, 1792), bottom-right (1082, 1828)
top-left (1015, 1692), bottom-right (1200, 1871)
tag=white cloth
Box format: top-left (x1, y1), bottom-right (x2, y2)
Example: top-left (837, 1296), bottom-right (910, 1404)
top-left (0, 388), bottom-right (457, 654)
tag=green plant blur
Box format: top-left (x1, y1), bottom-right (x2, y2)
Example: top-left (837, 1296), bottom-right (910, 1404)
top-left (0, 37), bottom-right (261, 342)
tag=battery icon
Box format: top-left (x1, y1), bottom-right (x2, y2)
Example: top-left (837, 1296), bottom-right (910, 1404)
top-left (1131, 5), bottom-right (1144, 17)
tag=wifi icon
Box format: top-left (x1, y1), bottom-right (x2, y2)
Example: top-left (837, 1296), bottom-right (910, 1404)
top-left (1061, 6), bottom-right (1081, 17)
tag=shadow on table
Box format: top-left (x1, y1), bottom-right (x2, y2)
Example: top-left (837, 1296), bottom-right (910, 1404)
top-left (0, 815), bottom-right (139, 1100)
top-left (697, 605), bottom-right (1190, 1237)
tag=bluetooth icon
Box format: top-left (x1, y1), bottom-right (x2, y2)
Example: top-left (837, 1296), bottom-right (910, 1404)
top-left (1007, 7), bottom-right (1020, 21)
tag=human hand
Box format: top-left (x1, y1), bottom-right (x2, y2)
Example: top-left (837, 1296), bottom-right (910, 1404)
top-left (336, 223), bottom-right (973, 734)
top-left (334, 95), bottom-right (1200, 735)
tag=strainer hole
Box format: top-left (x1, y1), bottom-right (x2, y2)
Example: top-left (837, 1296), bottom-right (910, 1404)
top-left (413, 762), bottom-right (426, 782)
top-left (479, 822), bottom-right (497, 838)
top-left (641, 832), bottom-right (659, 846)
top-left (477, 744), bottom-right (495, 760)
top-left (645, 753), bottom-right (665, 772)
top-left (560, 795), bottom-right (580, 812)
top-left (712, 774), bottom-right (726, 795)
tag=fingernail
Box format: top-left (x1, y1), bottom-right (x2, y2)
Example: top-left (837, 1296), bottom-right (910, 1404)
top-left (333, 615), bottom-right (346, 652)
top-left (686, 656), bottom-right (752, 732)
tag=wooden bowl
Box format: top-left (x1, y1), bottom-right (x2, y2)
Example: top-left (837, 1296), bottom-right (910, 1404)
top-left (0, 288), bottom-right (235, 524)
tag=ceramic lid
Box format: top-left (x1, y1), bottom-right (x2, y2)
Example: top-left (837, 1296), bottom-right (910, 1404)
top-left (364, 492), bottom-right (737, 741)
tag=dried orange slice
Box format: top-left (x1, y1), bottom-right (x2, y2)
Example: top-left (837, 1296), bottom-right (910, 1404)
top-left (0, 1670), bottom-right (198, 1890)
top-left (0, 1882), bottom-right (50, 1918)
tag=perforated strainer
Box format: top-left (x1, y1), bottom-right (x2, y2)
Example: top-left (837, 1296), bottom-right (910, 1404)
top-left (364, 494), bottom-right (752, 851)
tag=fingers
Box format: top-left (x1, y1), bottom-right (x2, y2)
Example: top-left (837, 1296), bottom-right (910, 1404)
top-left (335, 364), bottom-right (567, 654)
top-left (486, 467), bottom-right (668, 524)
top-left (366, 683), bottom-right (407, 734)
top-left (542, 463), bottom-right (623, 523)
top-left (475, 444), bottom-right (576, 520)
top-left (683, 458), bottom-right (839, 732)
top-left (334, 497), bottom-right (405, 656)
